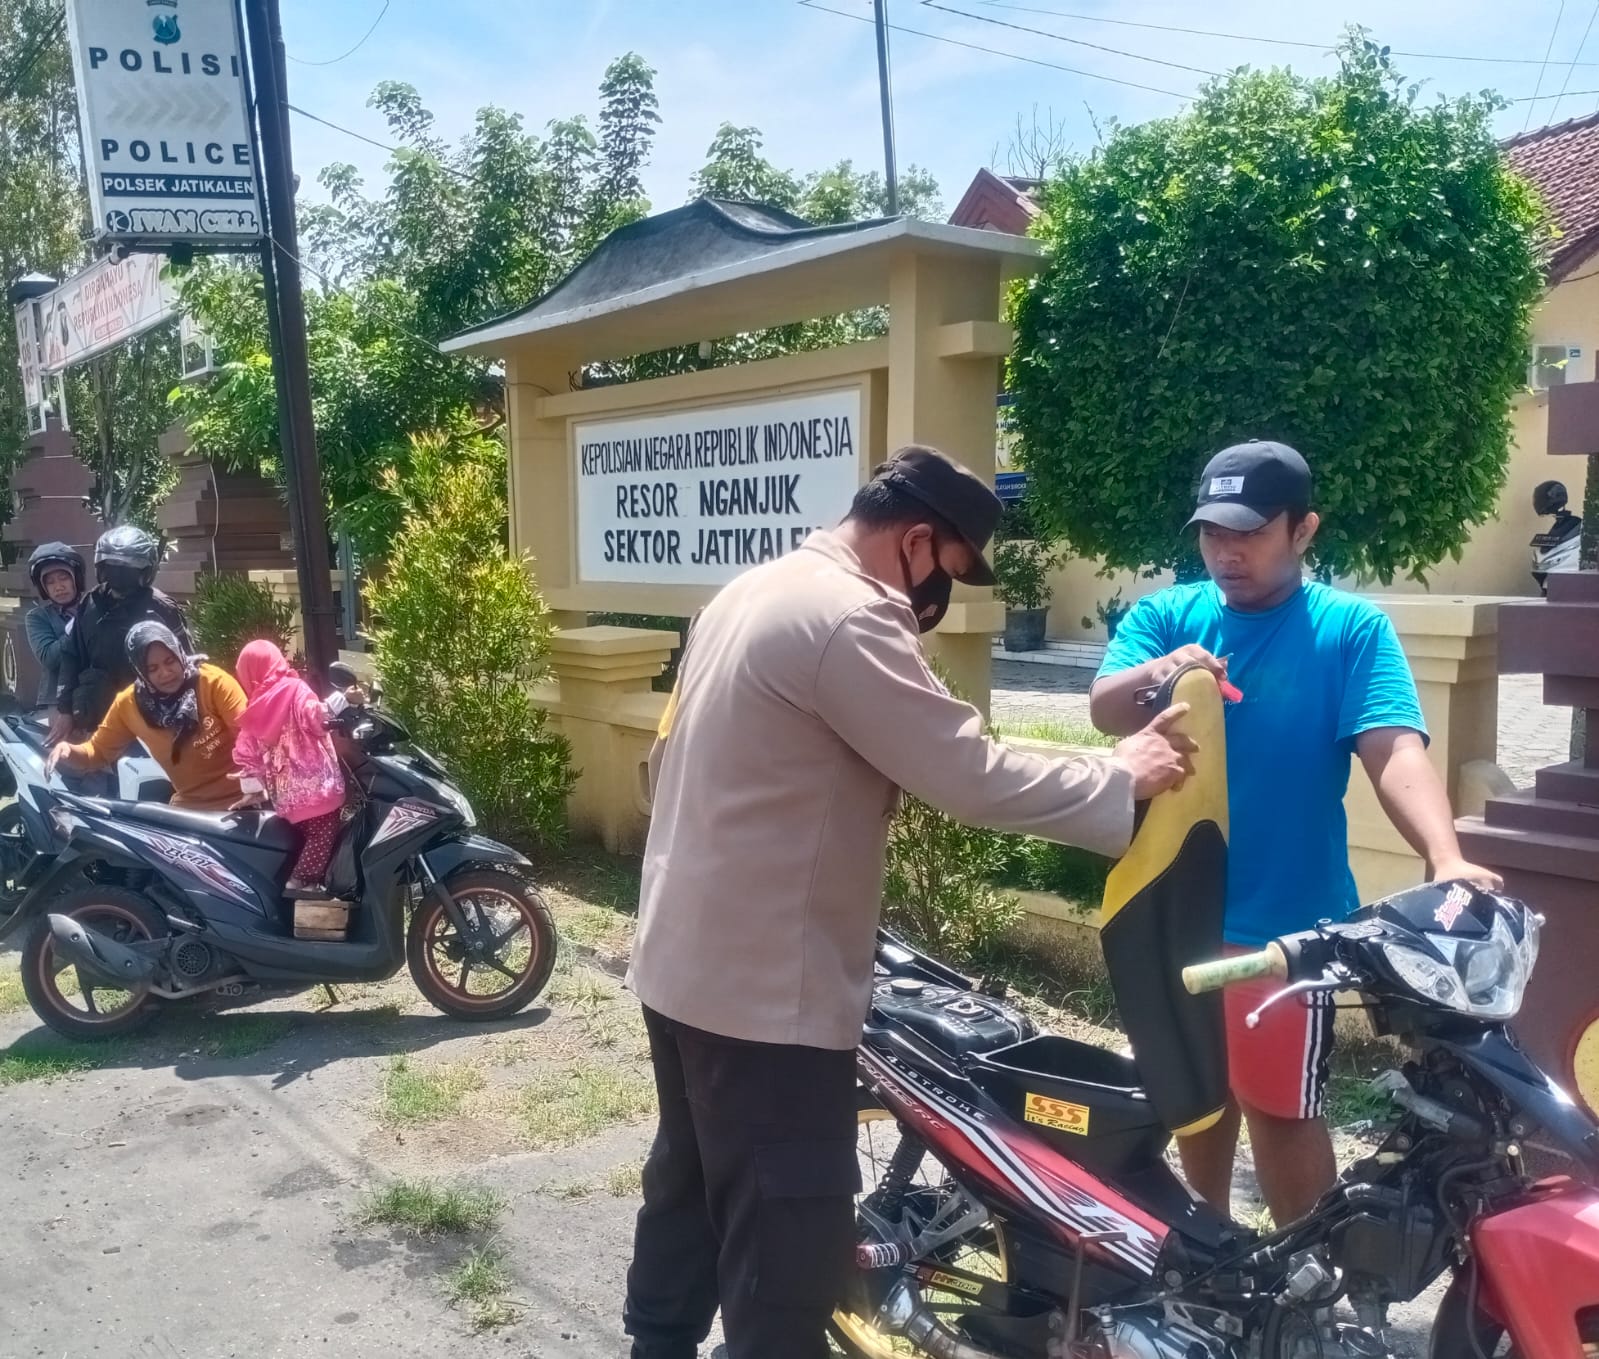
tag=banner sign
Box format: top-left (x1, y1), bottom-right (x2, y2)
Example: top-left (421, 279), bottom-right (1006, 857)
top-left (574, 388), bottom-right (862, 586)
top-left (13, 300), bottom-right (44, 422)
top-left (65, 0), bottom-right (262, 248)
top-left (36, 252), bottom-right (178, 374)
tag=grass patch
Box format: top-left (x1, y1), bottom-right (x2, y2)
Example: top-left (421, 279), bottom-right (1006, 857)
top-left (379, 1056), bottom-right (486, 1125)
top-left (1322, 1037), bottom-right (1403, 1129)
top-left (0, 1041), bottom-right (109, 1086)
top-left (357, 1178), bottom-right (504, 1236)
top-left (992, 716), bottom-right (1114, 748)
top-left (0, 967), bottom-right (25, 1015)
top-left (603, 1161), bottom-right (644, 1197)
top-left (547, 967), bottom-right (612, 1014)
top-left (517, 1061), bottom-right (656, 1150)
top-left (445, 1246), bottom-right (518, 1330)
top-left (191, 1014), bottom-right (296, 1060)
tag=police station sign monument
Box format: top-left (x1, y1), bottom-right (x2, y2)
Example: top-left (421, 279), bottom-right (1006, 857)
top-left (65, 0), bottom-right (261, 248)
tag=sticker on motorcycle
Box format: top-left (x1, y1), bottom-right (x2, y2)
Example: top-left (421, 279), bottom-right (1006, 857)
top-left (370, 798), bottom-right (439, 847)
top-left (1024, 1092), bottom-right (1091, 1136)
top-left (923, 1270), bottom-right (984, 1297)
top-left (1435, 883), bottom-right (1473, 932)
top-left (136, 830), bottom-right (255, 907)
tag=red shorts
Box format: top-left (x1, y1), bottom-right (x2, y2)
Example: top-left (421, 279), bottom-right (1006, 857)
top-left (1222, 946), bottom-right (1333, 1121)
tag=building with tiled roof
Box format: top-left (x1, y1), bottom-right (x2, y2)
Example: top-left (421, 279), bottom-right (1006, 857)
top-left (1505, 110), bottom-right (1599, 286)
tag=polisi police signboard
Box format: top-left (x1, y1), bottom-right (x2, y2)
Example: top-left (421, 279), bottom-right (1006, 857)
top-left (65, 0), bottom-right (261, 249)
top-left (574, 388), bottom-right (862, 587)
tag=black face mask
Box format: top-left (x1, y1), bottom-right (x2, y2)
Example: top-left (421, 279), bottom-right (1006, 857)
top-left (901, 540), bottom-right (953, 635)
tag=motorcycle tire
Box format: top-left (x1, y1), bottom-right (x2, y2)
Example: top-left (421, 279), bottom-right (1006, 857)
top-left (406, 867), bottom-right (557, 1020)
top-left (19, 886), bottom-right (167, 1042)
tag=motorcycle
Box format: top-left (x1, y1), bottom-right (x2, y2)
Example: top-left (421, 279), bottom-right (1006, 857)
top-left (1531, 479), bottom-right (1582, 593)
top-left (0, 694), bottom-right (171, 912)
top-left (834, 890), bottom-right (1599, 1359)
top-left (4, 663), bottom-right (558, 1040)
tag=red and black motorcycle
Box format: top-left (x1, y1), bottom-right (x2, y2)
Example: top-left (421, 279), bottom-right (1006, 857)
top-left (835, 884), bottom-right (1599, 1358)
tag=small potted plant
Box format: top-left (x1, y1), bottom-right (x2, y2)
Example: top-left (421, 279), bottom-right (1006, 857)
top-left (993, 539), bottom-right (1056, 652)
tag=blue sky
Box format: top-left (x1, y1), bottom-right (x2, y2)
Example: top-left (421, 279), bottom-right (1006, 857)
top-left (277, 0), bottom-right (1599, 219)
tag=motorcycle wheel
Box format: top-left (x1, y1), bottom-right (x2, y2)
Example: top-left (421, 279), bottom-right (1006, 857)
top-left (830, 1095), bottom-right (1010, 1359)
top-left (1431, 1271), bottom-right (1599, 1357)
top-left (406, 868), bottom-right (557, 1020)
top-left (0, 802), bottom-right (28, 911)
top-left (19, 886), bottom-right (166, 1041)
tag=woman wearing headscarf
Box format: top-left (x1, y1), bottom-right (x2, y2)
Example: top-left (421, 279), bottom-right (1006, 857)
top-left (230, 640), bottom-right (346, 895)
top-left (45, 621), bottom-right (246, 811)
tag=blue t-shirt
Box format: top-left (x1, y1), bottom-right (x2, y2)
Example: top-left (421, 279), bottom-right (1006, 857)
top-left (1097, 580), bottom-right (1426, 946)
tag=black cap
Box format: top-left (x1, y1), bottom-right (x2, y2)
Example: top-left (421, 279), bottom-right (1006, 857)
top-left (1185, 440), bottom-right (1312, 532)
top-left (876, 445), bottom-right (1001, 585)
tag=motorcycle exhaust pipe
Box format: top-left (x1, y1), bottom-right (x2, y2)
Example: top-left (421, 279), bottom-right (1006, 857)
top-left (47, 914), bottom-right (158, 987)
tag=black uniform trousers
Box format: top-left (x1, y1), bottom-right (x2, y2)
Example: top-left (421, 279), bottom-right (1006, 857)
top-left (623, 1006), bottom-right (860, 1359)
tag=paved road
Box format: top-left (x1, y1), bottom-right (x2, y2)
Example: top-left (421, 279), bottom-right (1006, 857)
top-left (993, 663), bottom-right (1569, 788)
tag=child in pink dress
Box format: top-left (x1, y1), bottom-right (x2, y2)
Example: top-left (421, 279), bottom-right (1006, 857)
top-left (232, 640), bottom-right (346, 896)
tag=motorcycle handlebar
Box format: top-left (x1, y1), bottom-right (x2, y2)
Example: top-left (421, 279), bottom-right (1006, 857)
top-left (1182, 943), bottom-right (1287, 995)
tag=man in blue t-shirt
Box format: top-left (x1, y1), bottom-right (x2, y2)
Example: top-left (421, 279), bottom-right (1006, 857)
top-left (1091, 440), bottom-right (1501, 1226)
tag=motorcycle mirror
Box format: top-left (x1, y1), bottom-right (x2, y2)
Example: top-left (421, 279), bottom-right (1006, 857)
top-left (327, 661), bottom-right (359, 689)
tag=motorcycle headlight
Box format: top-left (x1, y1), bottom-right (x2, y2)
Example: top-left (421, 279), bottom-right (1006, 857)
top-left (1379, 911), bottom-right (1538, 1020)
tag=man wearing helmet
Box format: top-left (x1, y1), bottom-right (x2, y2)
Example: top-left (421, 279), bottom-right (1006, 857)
top-left (46, 526), bottom-right (192, 744)
top-left (24, 542), bottom-right (85, 709)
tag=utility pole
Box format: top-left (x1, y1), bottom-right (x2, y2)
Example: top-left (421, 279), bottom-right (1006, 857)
top-left (874, 0), bottom-right (900, 215)
top-left (241, 0), bottom-right (339, 680)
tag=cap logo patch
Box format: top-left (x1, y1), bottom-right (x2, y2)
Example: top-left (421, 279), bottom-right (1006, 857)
top-left (1209, 476), bottom-right (1246, 496)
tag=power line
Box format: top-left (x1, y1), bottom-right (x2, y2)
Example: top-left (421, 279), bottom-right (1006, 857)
top-left (1549, 0), bottom-right (1599, 118)
top-left (0, 10), bottom-right (66, 104)
top-left (920, 0), bottom-right (1220, 78)
top-left (1524, 1), bottom-right (1570, 133)
top-left (973, 0), bottom-right (1599, 68)
top-left (797, 0), bottom-right (1191, 99)
top-left (286, 101), bottom-right (477, 182)
top-left (287, 0), bottom-right (390, 67)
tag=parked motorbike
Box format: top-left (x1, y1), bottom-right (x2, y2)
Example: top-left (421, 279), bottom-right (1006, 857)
top-left (0, 694), bottom-right (171, 912)
top-left (834, 885), bottom-right (1599, 1359)
top-left (4, 664), bottom-right (557, 1040)
top-left (1531, 479), bottom-right (1582, 593)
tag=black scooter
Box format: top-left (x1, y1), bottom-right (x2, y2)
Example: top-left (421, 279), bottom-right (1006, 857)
top-left (7, 664), bottom-right (558, 1040)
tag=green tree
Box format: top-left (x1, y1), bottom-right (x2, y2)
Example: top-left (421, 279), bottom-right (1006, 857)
top-left (0, 0), bottom-right (86, 500)
top-left (1009, 37), bottom-right (1548, 583)
top-left (606, 126), bottom-right (943, 383)
top-left (175, 56), bottom-right (666, 559)
top-left (367, 430), bottom-right (573, 843)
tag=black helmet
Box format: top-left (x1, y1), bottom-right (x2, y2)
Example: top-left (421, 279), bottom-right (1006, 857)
top-left (1533, 480), bottom-right (1569, 517)
top-left (94, 524), bottom-right (160, 591)
top-left (27, 541), bottom-right (85, 601)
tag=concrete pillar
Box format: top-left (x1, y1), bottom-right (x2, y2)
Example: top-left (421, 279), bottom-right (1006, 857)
top-left (886, 255), bottom-right (1007, 712)
top-left (541, 626), bottom-right (674, 854)
top-left (246, 569), bottom-right (347, 661)
top-left (1344, 596), bottom-right (1508, 902)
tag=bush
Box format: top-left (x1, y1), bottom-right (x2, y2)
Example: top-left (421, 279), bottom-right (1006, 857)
top-left (883, 791), bottom-right (1022, 965)
top-left (1009, 36), bottom-right (1547, 583)
top-left (190, 573), bottom-right (295, 670)
top-left (992, 539), bottom-right (1057, 611)
top-left (881, 663), bottom-right (1022, 963)
top-left (367, 431), bottom-right (574, 843)
top-left (991, 835), bottom-right (1109, 908)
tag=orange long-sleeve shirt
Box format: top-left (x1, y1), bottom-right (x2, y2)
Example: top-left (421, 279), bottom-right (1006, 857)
top-left (68, 664), bottom-right (247, 810)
